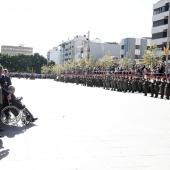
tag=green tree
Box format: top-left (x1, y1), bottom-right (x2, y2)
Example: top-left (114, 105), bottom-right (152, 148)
top-left (86, 55), bottom-right (97, 69)
top-left (119, 50), bottom-right (132, 69)
top-left (52, 64), bottom-right (63, 74)
top-left (48, 60), bottom-right (55, 66)
top-left (142, 44), bottom-right (162, 69)
top-left (41, 65), bottom-right (50, 74)
top-left (0, 52), bottom-right (47, 73)
top-left (78, 57), bottom-right (87, 70)
top-left (30, 53), bottom-right (47, 74)
top-left (100, 51), bottom-right (115, 69)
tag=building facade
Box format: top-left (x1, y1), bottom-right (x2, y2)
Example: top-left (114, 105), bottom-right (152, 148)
top-left (47, 47), bottom-right (63, 65)
top-left (90, 41), bottom-right (120, 60)
top-left (151, 0), bottom-right (169, 56)
top-left (120, 37), bottom-right (151, 61)
top-left (1, 45), bottom-right (33, 55)
top-left (47, 35), bottom-right (120, 65)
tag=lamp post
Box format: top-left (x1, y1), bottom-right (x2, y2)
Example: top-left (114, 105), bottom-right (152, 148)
top-left (87, 30), bottom-right (90, 61)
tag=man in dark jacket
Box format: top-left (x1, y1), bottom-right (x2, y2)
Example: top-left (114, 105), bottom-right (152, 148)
top-left (3, 69), bottom-right (12, 90)
top-left (8, 85), bottom-right (38, 122)
top-left (0, 65), bottom-right (11, 130)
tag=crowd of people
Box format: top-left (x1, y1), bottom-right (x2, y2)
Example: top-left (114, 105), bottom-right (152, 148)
top-left (60, 63), bottom-right (169, 77)
top-left (9, 72), bottom-right (55, 79)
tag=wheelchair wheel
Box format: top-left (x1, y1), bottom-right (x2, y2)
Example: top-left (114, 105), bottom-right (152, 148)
top-left (1, 106), bottom-right (21, 126)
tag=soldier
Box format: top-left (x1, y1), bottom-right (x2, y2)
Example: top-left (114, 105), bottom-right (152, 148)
top-left (160, 78), bottom-right (166, 99)
top-left (110, 76), bottom-right (114, 91)
top-left (116, 77), bottom-right (120, 92)
top-left (105, 76), bottom-right (110, 90)
top-left (119, 77), bottom-right (123, 92)
top-left (99, 76), bottom-right (103, 87)
top-left (123, 77), bottom-right (128, 92)
top-left (165, 78), bottom-right (170, 100)
top-left (113, 76), bottom-right (117, 91)
top-left (131, 77), bottom-right (137, 93)
top-left (154, 77), bottom-right (161, 98)
top-left (149, 78), bottom-right (155, 97)
top-left (143, 78), bottom-right (149, 96)
top-left (103, 76), bottom-right (106, 89)
top-left (137, 77), bottom-right (143, 93)
top-left (128, 77), bottom-right (132, 92)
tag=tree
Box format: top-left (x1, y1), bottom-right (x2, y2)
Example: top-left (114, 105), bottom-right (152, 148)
top-left (119, 50), bottom-right (133, 69)
top-left (142, 44), bottom-right (162, 69)
top-left (52, 64), bottom-right (63, 75)
top-left (0, 52), bottom-right (47, 73)
top-left (78, 57), bottom-right (87, 70)
top-left (100, 51), bottom-right (115, 69)
top-left (41, 65), bottom-right (50, 74)
top-left (48, 60), bottom-right (55, 66)
top-left (86, 55), bottom-right (97, 69)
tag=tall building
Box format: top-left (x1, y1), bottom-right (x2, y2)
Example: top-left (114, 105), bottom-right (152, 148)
top-left (47, 47), bottom-right (63, 65)
top-left (120, 37), bottom-right (151, 62)
top-left (90, 41), bottom-right (120, 60)
top-left (1, 45), bottom-right (33, 55)
top-left (47, 35), bottom-right (120, 65)
top-left (151, 0), bottom-right (169, 56)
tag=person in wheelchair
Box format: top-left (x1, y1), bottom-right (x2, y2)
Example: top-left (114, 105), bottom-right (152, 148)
top-left (8, 85), bottom-right (38, 123)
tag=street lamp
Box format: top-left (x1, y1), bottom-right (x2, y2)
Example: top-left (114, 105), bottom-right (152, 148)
top-left (87, 30), bottom-right (90, 61)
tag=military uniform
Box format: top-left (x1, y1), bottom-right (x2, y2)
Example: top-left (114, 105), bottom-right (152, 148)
top-left (154, 78), bottom-right (161, 98)
top-left (143, 79), bottom-right (149, 96)
top-left (149, 79), bottom-right (155, 97)
top-left (160, 78), bottom-right (166, 99)
top-left (165, 79), bottom-right (170, 100)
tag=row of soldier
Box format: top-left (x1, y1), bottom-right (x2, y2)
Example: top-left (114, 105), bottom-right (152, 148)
top-left (56, 75), bottom-right (170, 100)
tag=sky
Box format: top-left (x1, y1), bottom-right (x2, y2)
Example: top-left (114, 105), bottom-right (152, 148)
top-left (0, 0), bottom-right (157, 57)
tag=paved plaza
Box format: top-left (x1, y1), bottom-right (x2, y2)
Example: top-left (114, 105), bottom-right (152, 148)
top-left (0, 78), bottom-right (170, 170)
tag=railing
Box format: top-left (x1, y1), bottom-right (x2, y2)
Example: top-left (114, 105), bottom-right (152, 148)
top-left (60, 71), bottom-right (169, 79)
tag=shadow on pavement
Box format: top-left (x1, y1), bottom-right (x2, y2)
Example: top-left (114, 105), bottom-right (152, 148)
top-left (0, 122), bottom-right (37, 160)
top-left (0, 122), bottom-right (37, 138)
top-left (0, 148), bottom-right (10, 160)
top-left (0, 138), bottom-right (10, 161)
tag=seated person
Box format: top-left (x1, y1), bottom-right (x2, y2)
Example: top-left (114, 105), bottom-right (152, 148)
top-left (8, 85), bottom-right (38, 122)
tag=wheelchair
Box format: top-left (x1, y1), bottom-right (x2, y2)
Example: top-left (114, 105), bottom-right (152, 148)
top-left (0, 104), bottom-right (32, 126)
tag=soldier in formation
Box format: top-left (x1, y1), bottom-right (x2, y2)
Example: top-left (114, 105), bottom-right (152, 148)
top-left (56, 74), bottom-right (170, 100)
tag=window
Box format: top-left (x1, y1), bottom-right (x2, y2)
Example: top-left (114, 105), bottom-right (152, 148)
top-left (152, 32), bottom-right (167, 39)
top-left (121, 45), bottom-right (124, 49)
top-left (135, 45), bottom-right (140, 49)
top-left (135, 55), bottom-right (139, 59)
top-left (153, 19), bottom-right (166, 27)
top-left (153, 4), bottom-right (169, 15)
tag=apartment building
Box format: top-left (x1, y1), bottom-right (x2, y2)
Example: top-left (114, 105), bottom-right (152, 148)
top-left (47, 47), bottom-right (63, 65)
top-left (120, 38), bottom-right (151, 62)
top-left (151, 0), bottom-right (169, 57)
top-left (1, 45), bottom-right (33, 55)
top-left (48, 35), bottom-right (120, 65)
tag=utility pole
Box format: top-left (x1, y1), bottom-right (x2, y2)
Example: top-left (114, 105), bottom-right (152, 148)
top-left (87, 30), bottom-right (90, 60)
top-left (166, 0), bottom-right (170, 78)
